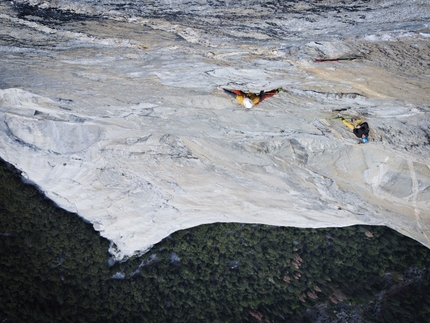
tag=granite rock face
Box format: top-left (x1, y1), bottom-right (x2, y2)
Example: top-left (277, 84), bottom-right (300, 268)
top-left (1, 0), bottom-right (429, 259)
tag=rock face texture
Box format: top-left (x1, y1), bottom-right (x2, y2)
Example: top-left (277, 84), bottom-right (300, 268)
top-left (1, 0), bottom-right (429, 259)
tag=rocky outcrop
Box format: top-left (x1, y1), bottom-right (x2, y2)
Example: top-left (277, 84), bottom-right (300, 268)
top-left (1, 0), bottom-right (429, 259)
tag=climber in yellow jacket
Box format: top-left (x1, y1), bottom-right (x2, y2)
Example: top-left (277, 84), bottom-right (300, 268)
top-left (218, 87), bottom-right (281, 109)
top-left (341, 118), bottom-right (370, 143)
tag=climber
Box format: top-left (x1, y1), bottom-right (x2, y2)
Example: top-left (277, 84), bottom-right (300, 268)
top-left (341, 117), bottom-right (369, 143)
top-left (218, 87), bottom-right (282, 109)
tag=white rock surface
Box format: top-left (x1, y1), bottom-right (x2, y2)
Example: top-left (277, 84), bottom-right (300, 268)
top-left (0, 0), bottom-right (429, 259)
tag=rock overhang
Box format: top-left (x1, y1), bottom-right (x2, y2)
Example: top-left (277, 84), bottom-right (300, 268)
top-left (1, 0), bottom-right (429, 259)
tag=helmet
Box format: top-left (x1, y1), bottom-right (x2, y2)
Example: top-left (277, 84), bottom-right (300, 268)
top-left (361, 136), bottom-right (368, 143)
top-left (243, 98), bottom-right (253, 109)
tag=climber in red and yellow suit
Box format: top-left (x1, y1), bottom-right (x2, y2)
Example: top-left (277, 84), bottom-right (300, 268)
top-left (218, 87), bottom-right (281, 109)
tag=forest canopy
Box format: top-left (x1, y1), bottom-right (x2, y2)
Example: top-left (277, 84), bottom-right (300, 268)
top-left (1, 158), bottom-right (429, 322)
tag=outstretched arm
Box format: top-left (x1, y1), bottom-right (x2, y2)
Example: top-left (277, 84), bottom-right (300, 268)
top-left (218, 88), bottom-right (244, 99)
top-left (255, 89), bottom-right (279, 105)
